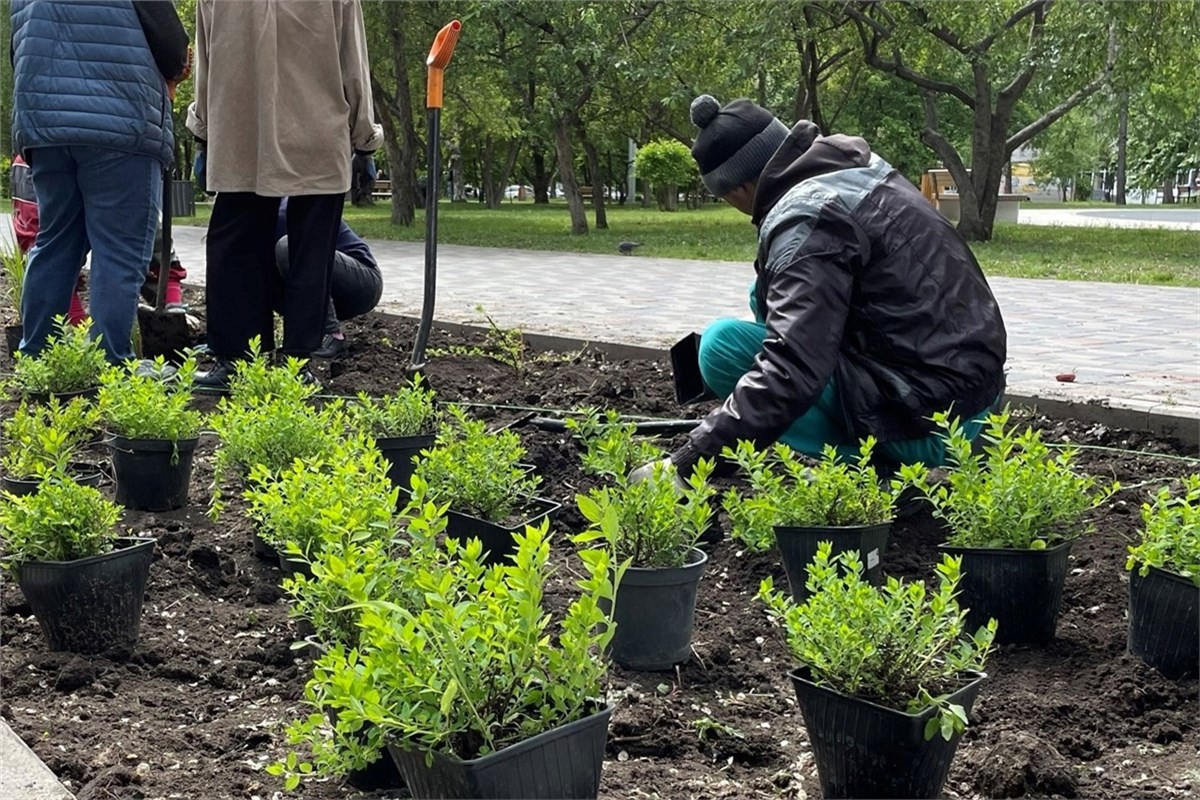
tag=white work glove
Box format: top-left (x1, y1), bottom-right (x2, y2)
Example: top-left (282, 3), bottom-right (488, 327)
top-left (628, 458), bottom-right (686, 491)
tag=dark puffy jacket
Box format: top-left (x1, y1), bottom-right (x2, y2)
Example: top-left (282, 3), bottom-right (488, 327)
top-left (11, 0), bottom-right (178, 166)
top-left (681, 121), bottom-right (1006, 463)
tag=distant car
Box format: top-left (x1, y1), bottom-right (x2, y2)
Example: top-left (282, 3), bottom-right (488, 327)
top-left (504, 184), bottom-right (532, 199)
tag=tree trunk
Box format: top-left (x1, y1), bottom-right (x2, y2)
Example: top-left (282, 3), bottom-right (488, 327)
top-left (372, 79), bottom-right (415, 226)
top-left (372, 4), bottom-right (422, 227)
top-left (578, 124), bottom-right (607, 229)
top-left (1161, 178), bottom-right (1176, 205)
top-left (480, 140), bottom-right (500, 209)
top-left (449, 143), bottom-right (465, 203)
top-left (529, 149), bottom-right (552, 204)
top-left (552, 117), bottom-right (588, 235)
top-left (1004, 160), bottom-right (1013, 194)
top-left (1115, 92), bottom-right (1128, 205)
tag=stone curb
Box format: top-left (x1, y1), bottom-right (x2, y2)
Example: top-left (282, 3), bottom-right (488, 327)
top-left (0, 719), bottom-right (74, 800)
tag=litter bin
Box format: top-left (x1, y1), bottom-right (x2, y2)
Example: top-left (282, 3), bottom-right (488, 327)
top-left (170, 179), bottom-right (195, 218)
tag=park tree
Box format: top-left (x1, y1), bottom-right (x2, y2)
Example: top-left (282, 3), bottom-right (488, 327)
top-left (1030, 100), bottom-right (1107, 200)
top-left (634, 139), bottom-right (697, 211)
top-left (843, 0), bottom-right (1119, 241)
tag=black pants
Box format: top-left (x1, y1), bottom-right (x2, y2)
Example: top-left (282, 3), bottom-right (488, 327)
top-left (275, 236), bottom-right (382, 334)
top-left (206, 192), bottom-right (344, 358)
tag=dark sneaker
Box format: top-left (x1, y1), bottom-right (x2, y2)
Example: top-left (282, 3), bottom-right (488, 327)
top-left (312, 333), bottom-right (348, 359)
top-left (195, 359), bottom-right (236, 393)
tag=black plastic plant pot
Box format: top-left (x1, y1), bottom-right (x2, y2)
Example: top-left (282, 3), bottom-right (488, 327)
top-left (17, 537), bottom-right (155, 654)
top-left (789, 667), bottom-right (986, 800)
top-left (1, 467), bottom-right (103, 497)
top-left (324, 710), bottom-right (407, 791)
top-left (444, 496), bottom-right (561, 566)
top-left (775, 522), bottom-right (891, 604)
top-left (26, 386), bottom-right (99, 405)
top-left (940, 539), bottom-right (1073, 645)
top-left (278, 553), bottom-right (314, 580)
top-left (252, 529), bottom-right (279, 560)
top-left (375, 433), bottom-right (436, 494)
top-left (387, 703), bottom-right (613, 799)
top-left (107, 435), bottom-right (198, 511)
top-left (1128, 566), bottom-right (1199, 680)
top-left (608, 547), bottom-right (708, 671)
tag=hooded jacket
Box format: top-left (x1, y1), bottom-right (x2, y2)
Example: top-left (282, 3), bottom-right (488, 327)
top-left (678, 121), bottom-right (1007, 465)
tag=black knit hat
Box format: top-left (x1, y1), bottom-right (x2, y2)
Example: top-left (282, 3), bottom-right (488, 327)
top-left (690, 95), bottom-right (788, 197)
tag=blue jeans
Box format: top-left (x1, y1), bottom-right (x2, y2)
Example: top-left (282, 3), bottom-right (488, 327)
top-left (697, 318), bottom-right (989, 467)
top-left (21, 146), bottom-right (161, 363)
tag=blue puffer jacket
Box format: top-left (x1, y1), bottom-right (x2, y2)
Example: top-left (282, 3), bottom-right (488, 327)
top-left (11, 0), bottom-right (174, 166)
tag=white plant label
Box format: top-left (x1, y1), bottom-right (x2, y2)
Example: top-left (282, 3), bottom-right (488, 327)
top-left (867, 549), bottom-right (880, 569)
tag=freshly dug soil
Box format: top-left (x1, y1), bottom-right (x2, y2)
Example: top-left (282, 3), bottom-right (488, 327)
top-left (1, 309), bottom-right (1197, 800)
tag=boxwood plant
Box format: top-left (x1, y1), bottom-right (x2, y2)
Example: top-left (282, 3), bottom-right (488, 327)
top-left (349, 376), bottom-right (438, 438)
top-left (97, 356), bottom-right (203, 444)
top-left (1127, 475), bottom-right (1200, 586)
top-left (270, 500), bottom-right (447, 784)
top-left (1, 397), bottom-right (100, 480)
top-left (243, 436), bottom-right (398, 561)
top-left (899, 411), bottom-right (1117, 549)
top-left (413, 405), bottom-right (540, 522)
top-left (575, 458), bottom-right (715, 568)
top-left (761, 542), bottom-right (997, 741)
top-left (208, 396), bottom-right (348, 519)
top-left (0, 478), bottom-right (123, 570)
top-left (722, 439), bottom-right (896, 553)
top-left (271, 520), bottom-right (617, 788)
top-left (9, 316), bottom-right (108, 396)
top-left (226, 338), bottom-right (319, 407)
top-left (565, 407), bottom-right (664, 481)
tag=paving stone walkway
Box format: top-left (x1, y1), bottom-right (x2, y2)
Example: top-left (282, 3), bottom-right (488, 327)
top-left (167, 226), bottom-right (1200, 426)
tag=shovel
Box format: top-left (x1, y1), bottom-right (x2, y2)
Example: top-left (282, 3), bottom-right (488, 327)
top-left (409, 19), bottom-right (462, 375)
top-left (136, 172), bottom-right (193, 358)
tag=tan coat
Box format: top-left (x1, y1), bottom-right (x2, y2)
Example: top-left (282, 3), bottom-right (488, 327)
top-left (186, 0), bottom-right (383, 196)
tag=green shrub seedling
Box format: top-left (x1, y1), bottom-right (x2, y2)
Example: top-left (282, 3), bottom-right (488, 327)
top-left (575, 458), bottom-right (715, 568)
top-left (208, 395), bottom-right (349, 519)
top-left (0, 397), bottom-right (100, 480)
top-left (1127, 475), bottom-right (1200, 586)
top-left (413, 405), bottom-right (540, 522)
top-left (244, 436), bottom-right (399, 560)
top-left (10, 316), bottom-right (108, 396)
top-left (97, 356), bottom-right (202, 445)
top-left (226, 337), bottom-right (319, 407)
top-left (565, 407), bottom-right (664, 482)
top-left (722, 438), bottom-right (896, 553)
top-left (760, 542), bottom-right (996, 741)
top-left (271, 521), bottom-right (616, 786)
top-left (899, 410), bottom-right (1117, 549)
top-left (349, 376), bottom-right (438, 438)
top-left (0, 479), bottom-right (123, 570)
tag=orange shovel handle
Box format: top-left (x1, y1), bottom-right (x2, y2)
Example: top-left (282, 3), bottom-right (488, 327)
top-left (426, 20), bottom-right (462, 109)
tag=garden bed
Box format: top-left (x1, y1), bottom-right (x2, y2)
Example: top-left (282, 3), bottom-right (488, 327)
top-left (1, 310), bottom-right (1197, 800)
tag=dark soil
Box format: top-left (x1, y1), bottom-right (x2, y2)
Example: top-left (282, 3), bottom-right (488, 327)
top-left (2, 309), bottom-right (1198, 800)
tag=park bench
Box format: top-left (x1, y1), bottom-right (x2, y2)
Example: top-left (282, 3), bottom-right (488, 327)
top-left (371, 179), bottom-right (392, 200)
top-left (578, 185), bottom-right (594, 204)
top-left (921, 168), bottom-right (1027, 223)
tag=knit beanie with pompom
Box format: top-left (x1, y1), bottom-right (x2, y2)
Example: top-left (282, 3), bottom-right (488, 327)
top-left (689, 94), bottom-right (788, 197)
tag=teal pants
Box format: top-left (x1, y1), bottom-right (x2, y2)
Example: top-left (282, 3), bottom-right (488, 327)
top-left (698, 318), bottom-right (988, 468)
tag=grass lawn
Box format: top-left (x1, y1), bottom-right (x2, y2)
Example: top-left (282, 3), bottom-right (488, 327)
top-left (162, 198), bottom-right (1200, 289)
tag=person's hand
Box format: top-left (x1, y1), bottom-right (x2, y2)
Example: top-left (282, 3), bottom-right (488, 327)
top-left (628, 458), bottom-right (686, 491)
